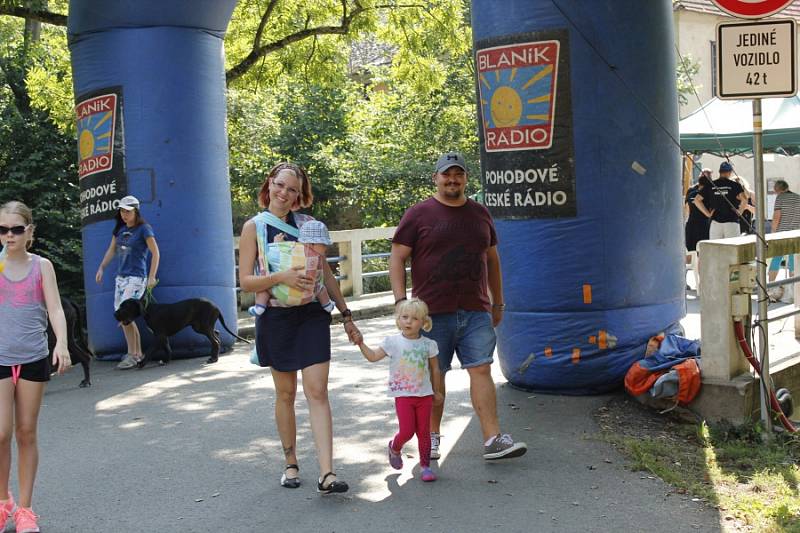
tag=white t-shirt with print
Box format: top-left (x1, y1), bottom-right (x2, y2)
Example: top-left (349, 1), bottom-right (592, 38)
top-left (379, 334), bottom-right (439, 398)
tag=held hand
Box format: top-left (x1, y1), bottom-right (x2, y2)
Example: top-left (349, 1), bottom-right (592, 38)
top-left (146, 276), bottom-right (157, 289)
top-left (344, 321), bottom-right (362, 345)
top-left (52, 342), bottom-right (70, 375)
top-left (95, 267), bottom-right (103, 285)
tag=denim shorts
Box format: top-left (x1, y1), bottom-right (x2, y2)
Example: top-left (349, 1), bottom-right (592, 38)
top-left (422, 310), bottom-right (496, 372)
top-left (114, 276), bottom-right (147, 310)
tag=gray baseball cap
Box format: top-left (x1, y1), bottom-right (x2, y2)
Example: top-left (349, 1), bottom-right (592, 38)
top-left (435, 151), bottom-right (467, 174)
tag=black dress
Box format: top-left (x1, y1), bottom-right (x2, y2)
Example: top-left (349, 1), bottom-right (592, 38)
top-left (685, 186), bottom-right (710, 252)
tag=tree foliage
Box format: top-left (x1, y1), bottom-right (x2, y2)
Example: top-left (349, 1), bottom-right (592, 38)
top-left (0, 3), bottom-right (81, 297)
top-left (0, 100), bottom-right (83, 298)
top-left (676, 53), bottom-right (702, 107)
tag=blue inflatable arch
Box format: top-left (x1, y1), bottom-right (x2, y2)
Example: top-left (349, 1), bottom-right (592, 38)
top-left (471, 0), bottom-right (684, 393)
top-left (69, 0), bottom-right (240, 357)
top-left (68, 0), bottom-right (684, 387)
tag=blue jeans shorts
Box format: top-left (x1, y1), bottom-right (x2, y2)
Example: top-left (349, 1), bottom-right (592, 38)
top-left (422, 310), bottom-right (496, 373)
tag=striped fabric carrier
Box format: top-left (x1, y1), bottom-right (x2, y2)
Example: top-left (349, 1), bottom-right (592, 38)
top-left (252, 211), bottom-right (319, 307)
top-left (266, 242), bottom-right (322, 306)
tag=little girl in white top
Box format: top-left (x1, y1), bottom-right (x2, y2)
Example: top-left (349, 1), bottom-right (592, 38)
top-left (358, 298), bottom-right (442, 482)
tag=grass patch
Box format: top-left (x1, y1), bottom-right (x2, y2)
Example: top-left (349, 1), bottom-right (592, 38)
top-left (597, 397), bottom-right (800, 532)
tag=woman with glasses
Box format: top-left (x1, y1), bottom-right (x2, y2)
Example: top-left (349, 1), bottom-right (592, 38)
top-left (95, 195), bottom-right (160, 369)
top-left (238, 162), bottom-right (361, 494)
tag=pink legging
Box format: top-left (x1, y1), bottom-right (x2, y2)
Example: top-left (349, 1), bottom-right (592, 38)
top-left (391, 395), bottom-right (433, 468)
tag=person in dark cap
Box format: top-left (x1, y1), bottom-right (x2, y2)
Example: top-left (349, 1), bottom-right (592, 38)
top-left (693, 161), bottom-right (747, 240)
top-left (389, 151), bottom-right (527, 462)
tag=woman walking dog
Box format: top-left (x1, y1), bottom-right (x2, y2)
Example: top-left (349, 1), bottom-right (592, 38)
top-left (239, 162), bottom-right (361, 494)
top-left (95, 195), bottom-right (160, 369)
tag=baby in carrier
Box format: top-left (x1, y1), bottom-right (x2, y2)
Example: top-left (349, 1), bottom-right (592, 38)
top-left (249, 219), bottom-right (335, 316)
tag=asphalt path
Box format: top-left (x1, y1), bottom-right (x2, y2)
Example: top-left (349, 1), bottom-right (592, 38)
top-left (25, 315), bottom-right (721, 532)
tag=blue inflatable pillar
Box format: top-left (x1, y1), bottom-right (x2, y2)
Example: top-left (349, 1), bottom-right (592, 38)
top-left (68, 1), bottom-right (240, 357)
top-left (471, 0), bottom-right (684, 393)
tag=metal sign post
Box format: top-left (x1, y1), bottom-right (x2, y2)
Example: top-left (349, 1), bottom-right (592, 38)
top-left (751, 98), bottom-right (772, 434)
top-left (715, 17), bottom-right (797, 433)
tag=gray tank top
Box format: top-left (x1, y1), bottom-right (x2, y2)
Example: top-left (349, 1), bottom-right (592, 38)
top-left (0, 254), bottom-right (48, 365)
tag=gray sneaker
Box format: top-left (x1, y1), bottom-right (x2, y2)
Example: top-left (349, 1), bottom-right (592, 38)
top-left (117, 353), bottom-right (141, 370)
top-left (430, 432), bottom-right (441, 460)
top-left (483, 434), bottom-right (527, 460)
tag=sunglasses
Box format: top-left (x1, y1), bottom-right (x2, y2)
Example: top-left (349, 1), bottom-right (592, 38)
top-left (0, 225), bottom-right (28, 236)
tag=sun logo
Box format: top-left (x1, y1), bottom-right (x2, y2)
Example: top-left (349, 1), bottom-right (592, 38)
top-left (75, 93), bottom-right (117, 178)
top-left (477, 40), bottom-right (560, 152)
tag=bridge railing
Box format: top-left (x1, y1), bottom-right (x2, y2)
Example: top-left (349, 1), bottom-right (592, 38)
top-left (234, 226), bottom-right (399, 307)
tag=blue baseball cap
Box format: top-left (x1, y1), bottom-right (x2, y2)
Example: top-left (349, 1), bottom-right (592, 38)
top-left (719, 161), bottom-right (733, 173)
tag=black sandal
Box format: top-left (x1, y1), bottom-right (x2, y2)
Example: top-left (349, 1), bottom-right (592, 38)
top-left (317, 472), bottom-right (348, 495)
top-left (280, 464), bottom-right (301, 489)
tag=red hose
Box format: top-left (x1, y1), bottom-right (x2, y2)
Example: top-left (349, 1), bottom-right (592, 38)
top-left (733, 320), bottom-right (797, 433)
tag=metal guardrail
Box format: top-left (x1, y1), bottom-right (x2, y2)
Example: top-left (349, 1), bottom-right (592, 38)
top-left (234, 226), bottom-right (398, 300)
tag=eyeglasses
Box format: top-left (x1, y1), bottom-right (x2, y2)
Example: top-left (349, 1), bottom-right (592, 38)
top-left (0, 225), bottom-right (28, 236)
top-left (271, 180), bottom-right (300, 196)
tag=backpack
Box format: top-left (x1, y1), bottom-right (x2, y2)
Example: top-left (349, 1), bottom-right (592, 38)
top-left (624, 335), bottom-right (701, 408)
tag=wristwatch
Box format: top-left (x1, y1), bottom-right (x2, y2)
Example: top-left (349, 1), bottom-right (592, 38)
top-left (341, 309), bottom-right (353, 322)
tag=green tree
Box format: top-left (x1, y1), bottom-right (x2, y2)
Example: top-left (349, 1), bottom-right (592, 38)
top-left (0, 2), bottom-right (82, 298)
top-left (676, 53), bottom-right (702, 107)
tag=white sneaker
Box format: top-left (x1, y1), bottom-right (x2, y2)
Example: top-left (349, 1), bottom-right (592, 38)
top-left (116, 353), bottom-right (141, 370)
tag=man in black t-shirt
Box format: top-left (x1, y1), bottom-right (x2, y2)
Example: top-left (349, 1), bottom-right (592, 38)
top-left (695, 161), bottom-right (746, 239)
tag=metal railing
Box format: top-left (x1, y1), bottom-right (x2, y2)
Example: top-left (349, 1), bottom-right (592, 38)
top-left (697, 229), bottom-right (800, 382)
top-left (233, 226), bottom-right (398, 306)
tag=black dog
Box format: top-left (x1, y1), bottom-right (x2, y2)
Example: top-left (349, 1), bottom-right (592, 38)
top-left (47, 296), bottom-right (93, 388)
top-left (114, 297), bottom-right (250, 367)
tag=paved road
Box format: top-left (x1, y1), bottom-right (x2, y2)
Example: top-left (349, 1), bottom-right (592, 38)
top-left (28, 315), bottom-right (721, 532)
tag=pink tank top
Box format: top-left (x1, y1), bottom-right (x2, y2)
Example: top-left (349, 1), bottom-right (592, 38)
top-left (0, 254), bottom-right (48, 364)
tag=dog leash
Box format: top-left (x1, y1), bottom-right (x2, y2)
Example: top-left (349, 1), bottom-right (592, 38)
top-left (11, 365), bottom-right (20, 386)
top-left (142, 281), bottom-right (159, 309)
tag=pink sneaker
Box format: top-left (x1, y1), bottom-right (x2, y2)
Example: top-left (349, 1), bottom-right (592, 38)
top-left (421, 467), bottom-right (437, 482)
top-left (0, 493), bottom-right (14, 529)
top-left (388, 441), bottom-right (403, 470)
top-left (13, 506), bottom-right (39, 533)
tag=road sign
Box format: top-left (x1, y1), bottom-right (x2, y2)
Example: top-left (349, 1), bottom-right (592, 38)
top-left (716, 19), bottom-right (797, 99)
top-left (712, 0), bottom-right (796, 19)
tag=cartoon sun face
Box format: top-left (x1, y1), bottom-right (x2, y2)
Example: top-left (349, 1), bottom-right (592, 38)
top-left (490, 86), bottom-right (522, 127)
top-left (79, 129), bottom-right (95, 160)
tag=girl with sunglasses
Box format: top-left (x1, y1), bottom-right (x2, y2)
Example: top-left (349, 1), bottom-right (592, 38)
top-left (95, 195), bottom-right (160, 369)
top-left (0, 201), bottom-right (70, 532)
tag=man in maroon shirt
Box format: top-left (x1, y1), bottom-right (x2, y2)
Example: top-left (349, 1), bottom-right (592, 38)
top-left (389, 151), bottom-right (527, 461)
